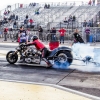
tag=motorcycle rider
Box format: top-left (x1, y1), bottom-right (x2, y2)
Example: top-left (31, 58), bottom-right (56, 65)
top-left (23, 35), bottom-right (52, 68)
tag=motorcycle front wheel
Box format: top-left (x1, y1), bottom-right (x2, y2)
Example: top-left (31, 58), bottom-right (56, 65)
top-left (53, 51), bottom-right (73, 69)
top-left (6, 51), bottom-right (18, 64)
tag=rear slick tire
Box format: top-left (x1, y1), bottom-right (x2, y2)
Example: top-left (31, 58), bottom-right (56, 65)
top-left (54, 51), bottom-right (73, 69)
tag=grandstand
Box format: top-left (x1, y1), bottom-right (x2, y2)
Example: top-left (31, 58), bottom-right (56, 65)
top-left (0, 1), bottom-right (100, 42)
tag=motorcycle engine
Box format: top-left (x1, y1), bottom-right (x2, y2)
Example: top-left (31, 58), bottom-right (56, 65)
top-left (24, 48), bottom-right (37, 63)
top-left (25, 58), bottom-right (32, 63)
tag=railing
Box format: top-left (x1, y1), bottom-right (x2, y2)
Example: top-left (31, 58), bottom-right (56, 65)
top-left (0, 1), bottom-right (93, 17)
top-left (0, 27), bottom-right (100, 43)
top-left (38, 1), bottom-right (89, 7)
top-left (0, 28), bottom-right (74, 41)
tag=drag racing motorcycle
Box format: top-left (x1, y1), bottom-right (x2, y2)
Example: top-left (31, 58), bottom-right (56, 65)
top-left (6, 44), bottom-right (73, 67)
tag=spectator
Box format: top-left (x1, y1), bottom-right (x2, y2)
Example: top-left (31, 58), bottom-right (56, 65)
top-left (3, 16), bottom-right (8, 24)
top-left (29, 3), bottom-right (32, 6)
top-left (72, 29), bottom-right (84, 45)
top-left (29, 19), bottom-right (33, 28)
top-left (88, 0), bottom-right (92, 5)
top-left (33, 2), bottom-right (36, 6)
top-left (31, 3), bottom-right (33, 6)
top-left (92, 0), bottom-right (95, 6)
top-left (87, 20), bottom-right (92, 27)
top-left (68, 15), bottom-right (73, 22)
top-left (63, 17), bottom-right (68, 23)
top-left (38, 26), bottom-right (43, 41)
top-left (47, 4), bottom-right (50, 9)
top-left (8, 15), bottom-right (12, 22)
top-left (46, 28), bottom-right (51, 41)
top-left (35, 9), bottom-right (39, 15)
top-left (15, 15), bottom-right (18, 20)
top-left (4, 27), bottom-right (8, 41)
top-left (32, 21), bottom-right (36, 28)
top-left (26, 14), bottom-right (28, 19)
top-left (58, 27), bottom-right (66, 44)
top-left (4, 10), bottom-right (7, 15)
top-left (72, 15), bottom-right (76, 21)
top-left (12, 13), bottom-right (15, 21)
top-left (7, 10), bottom-right (10, 14)
top-left (24, 19), bottom-right (28, 28)
top-left (83, 20), bottom-right (87, 27)
top-left (44, 4), bottom-right (47, 9)
top-left (50, 27), bottom-right (56, 41)
top-left (7, 5), bottom-right (11, 8)
top-left (85, 26), bottom-right (90, 43)
top-left (13, 21), bottom-right (17, 28)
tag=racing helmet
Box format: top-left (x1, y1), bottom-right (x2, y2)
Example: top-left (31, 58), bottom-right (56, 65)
top-left (32, 35), bottom-right (38, 41)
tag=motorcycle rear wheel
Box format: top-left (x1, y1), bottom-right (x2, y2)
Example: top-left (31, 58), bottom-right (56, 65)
top-left (6, 51), bottom-right (18, 64)
top-left (53, 51), bottom-right (73, 69)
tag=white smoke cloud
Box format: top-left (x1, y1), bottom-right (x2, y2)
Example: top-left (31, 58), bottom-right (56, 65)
top-left (72, 43), bottom-right (94, 58)
top-left (70, 43), bottom-right (100, 72)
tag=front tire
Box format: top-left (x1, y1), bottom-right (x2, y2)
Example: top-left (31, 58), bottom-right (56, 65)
top-left (54, 51), bottom-right (73, 69)
top-left (6, 51), bottom-right (18, 64)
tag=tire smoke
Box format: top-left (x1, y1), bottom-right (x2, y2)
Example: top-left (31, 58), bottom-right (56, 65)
top-left (53, 61), bottom-right (70, 69)
top-left (70, 43), bottom-right (100, 72)
top-left (52, 43), bottom-right (100, 72)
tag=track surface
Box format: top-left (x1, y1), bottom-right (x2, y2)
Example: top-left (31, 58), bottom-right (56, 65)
top-left (0, 60), bottom-right (100, 97)
top-left (0, 45), bottom-right (100, 98)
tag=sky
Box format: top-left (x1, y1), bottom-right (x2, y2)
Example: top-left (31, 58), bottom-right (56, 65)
top-left (0, 0), bottom-right (91, 10)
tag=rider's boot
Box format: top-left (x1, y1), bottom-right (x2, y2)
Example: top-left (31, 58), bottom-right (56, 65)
top-left (42, 58), bottom-right (52, 68)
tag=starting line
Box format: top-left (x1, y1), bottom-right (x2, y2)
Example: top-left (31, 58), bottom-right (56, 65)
top-left (0, 79), bottom-right (99, 100)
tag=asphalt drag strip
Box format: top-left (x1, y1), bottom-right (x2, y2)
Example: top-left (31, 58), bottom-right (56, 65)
top-left (0, 56), bottom-right (100, 97)
top-left (0, 43), bottom-right (100, 97)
